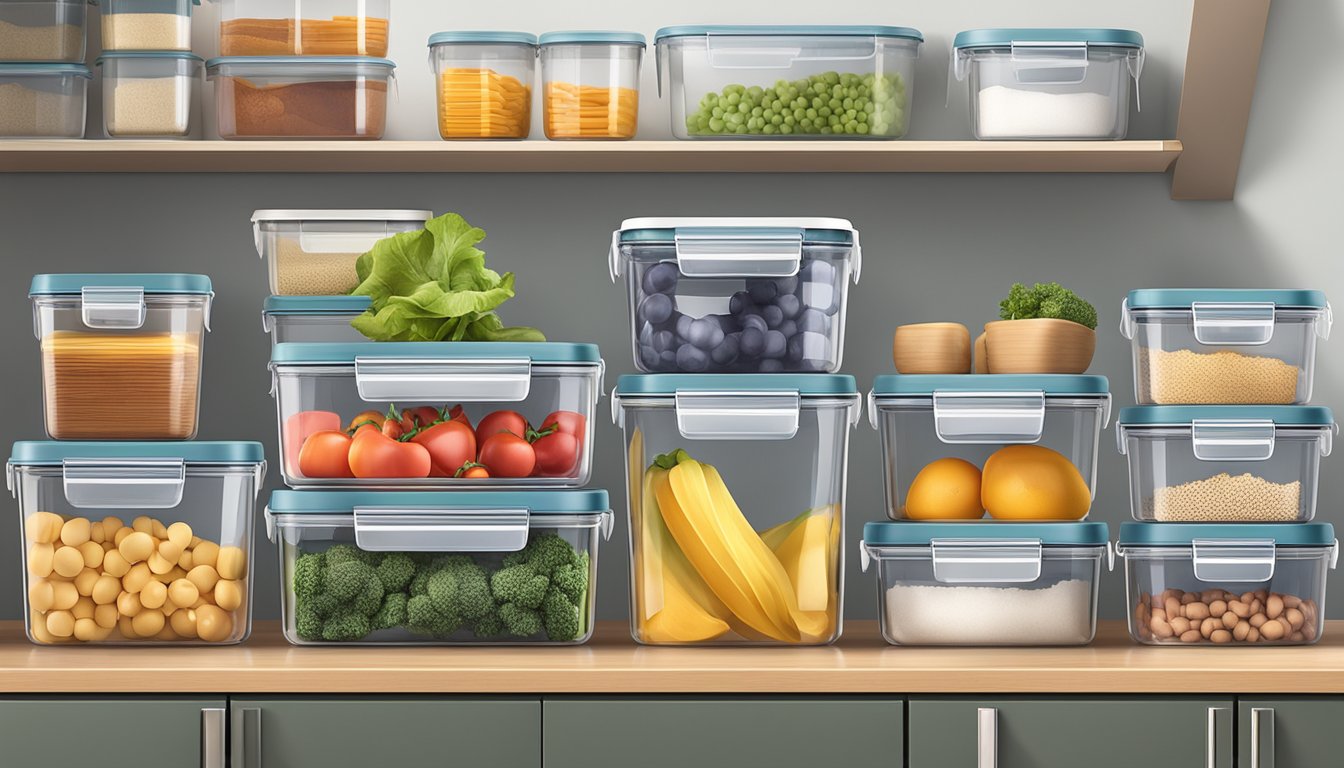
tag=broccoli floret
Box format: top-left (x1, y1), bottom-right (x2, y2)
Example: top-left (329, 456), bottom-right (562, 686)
top-left (305, 591), bottom-right (339, 619)
top-left (541, 587), bottom-right (583, 642)
top-left (295, 604), bottom-right (323, 641)
top-left (490, 564), bottom-right (549, 609)
top-left (999, 282), bottom-right (1097, 330)
top-left (498, 603), bottom-right (543, 637)
top-left (321, 608), bottom-right (371, 641)
top-left (293, 552), bottom-right (325, 599)
top-left (373, 592), bottom-right (408, 631)
top-left (473, 611), bottom-right (504, 639)
top-left (550, 562), bottom-right (587, 605)
top-left (407, 594), bottom-right (463, 637)
top-left (323, 544), bottom-right (363, 566)
top-left (326, 560), bottom-right (379, 602)
top-left (426, 569), bottom-right (462, 619)
top-left (376, 553), bottom-right (416, 593)
top-left (409, 568), bottom-right (432, 597)
top-left (352, 573), bottom-right (386, 616)
top-left (525, 534), bottom-right (579, 577)
top-left (451, 560), bottom-right (494, 620)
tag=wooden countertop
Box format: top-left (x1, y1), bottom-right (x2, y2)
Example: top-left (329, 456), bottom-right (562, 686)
top-left (3, 620), bottom-right (1344, 695)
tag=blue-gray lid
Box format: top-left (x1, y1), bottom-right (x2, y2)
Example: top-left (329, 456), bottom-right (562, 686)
top-left (268, 489), bottom-right (609, 514)
top-left (616, 373), bottom-right (856, 396)
top-left (1118, 405), bottom-right (1335, 427)
top-left (428, 31), bottom-right (538, 46)
top-left (30, 273), bottom-right (212, 296)
top-left (539, 31), bottom-right (646, 47)
top-left (96, 52), bottom-right (204, 65)
top-left (204, 56), bottom-right (396, 69)
top-left (953, 28), bottom-right (1144, 50)
top-left (0, 63), bottom-right (92, 78)
top-left (263, 295), bottom-right (371, 315)
top-left (1126, 289), bottom-right (1329, 310)
top-left (864, 521), bottom-right (1109, 546)
top-left (873, 374), bottom-right (1109, 396)
top-left (617, 216), bottom-right (855, 245)
top-left (10, 441), bottom-right (264, 465)
top-left (271, 341), bottom-right (601, 365)
top-left (1119, 522), bottom-right (1335, 547)
top-left (655, 25), bottom-right (923, 43)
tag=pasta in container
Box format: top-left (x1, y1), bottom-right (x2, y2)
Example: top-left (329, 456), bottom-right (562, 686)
top-left (428, 31), bottom-right (536, 139)
top-left (539, 31), bottom-right (644, 140)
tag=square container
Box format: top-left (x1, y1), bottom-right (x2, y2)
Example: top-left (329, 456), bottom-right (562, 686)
top-left (862, 521), bottom-right (1110, 646)
top-left (30, 274), bottom-right (212, 440)
top-left (266, 489), bottom-right (612, 645)
top-left (101, 0), bottom-right (198, 52)
top-left (1121, 289), bottom-right (1332, 405)
top-left (952, 28), bottom-right (1144, 140)
top-left (539, 31), bottom-right (644, 140)
top-left (218, 0), bottom-right (389, 56)
top-left (9, 441), bottom-right (266, 645)
top-left (96, 52), bottom-right (201, 138)
top-left (0, 0), bottom-right (86, 61)
top-left (611, 217), bottom-right (860, 373)
top-left (263, 296), bottom-right (368, 346)
top-left (613, 374), bottom-right (861, 646)
top-left (655, 25), bottom-right (922, 139)
top-left (252, 209), bottom-right (433, 296)
top-left (428, 31), bottom-right (536, 139)
top-left (206, 56), bottom-right (395, 140)
top-left (1117, 406), bottom-right (1336, 523)
top-left (870, 375), bottom-right (1111, 521)
top-left (1118, 522), bottom-right (1337, 646)
top-left (270, 342), bottom-right (604, 487)
top-left (0, 63), bottom-right (89, 138)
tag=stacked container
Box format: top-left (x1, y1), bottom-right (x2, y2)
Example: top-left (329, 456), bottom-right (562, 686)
top-left (1115, 289), bottom-right (1337, 646)
top-left (0, 0), bottom-right (90, 138)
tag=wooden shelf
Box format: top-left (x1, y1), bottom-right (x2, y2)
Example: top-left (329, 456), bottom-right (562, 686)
top-left (4, 620), bottom-right (1344, 694)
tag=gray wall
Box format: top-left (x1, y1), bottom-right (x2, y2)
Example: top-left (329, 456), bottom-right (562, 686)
top-left (1, 0), bottom-right (1341, 631)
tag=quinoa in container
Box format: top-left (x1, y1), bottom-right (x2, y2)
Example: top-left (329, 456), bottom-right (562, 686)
top-left (97, 51), bottom-right (202, 138)
top-left (252, 209), bottom-right (433, 295)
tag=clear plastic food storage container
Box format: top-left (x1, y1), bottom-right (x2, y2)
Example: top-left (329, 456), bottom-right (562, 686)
top-left (1121, 289), bottom-right (1332, 405)
top-left (96, 52), bottom-right (201, 138)
top-left (270, 342), bottom-right (604, 487)
top-left (1118, 522), bottom-right (1337, 646)
top-left (30, 274), bottom-right (212, 440)
top-left (428, 31), bottom-right (537, 139)
top-left (613, 374), bottom-right (860, 646)
top-left (263, 296), bottom-right (368, 346)
top-left (9, 441), bottom-right (266, 646)
top-left (655, 25), bottom-right (922, 139)
top-left (952, 28), bottom-right (1144, 140)
top-left (539, 31), bottom-right (644, 140)
top-left (862, 521), bottom-right (1109, 646)
top-left (101, 0), bottom-right (198, 52)
top-left (611, 217), bottom-right (860, 373)
top-left (870, 375), bottom-right (1111, 521)
top-left (266, 489), bottom-right (611, 645)
top-left (0, 0), bottom-right (86, 61)
top-left (252, 209), bottom-right (433, 296)
top-left (206, 56), bottom-right (395, 140)
top-left (1117, 406), bottom-right (1336, 523)
top-left (218, 0), bottom-right (388, 56)
top-left (0, 63), bottom-right (89, 138)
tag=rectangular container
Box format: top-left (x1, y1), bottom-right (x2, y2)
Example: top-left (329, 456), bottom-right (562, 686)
top-left (9, 441), bottom-right (266, 646)
top-left (252, 209), bottom-right (433, 296)
top-left (217, 0), bottom-right (389, 56)
top-left (0, 63), bottom-right (89, 139)
top-left (862, 521), bottom-right (1109, 646)
top-left (539, 31), bottom-right (644, 140)
top-left (101, 0), bottom-right (197, 52)
top-left (613, 374), bottom-right (860, 646)
top-left (952, 28), bottom-right (1144, 140)
top-left (1117, 406), bottom-right (1336, 523)
top-left (428, 31), bottom-right (536, 139)
top-left (30, 274), bottom-right (212, 440)
top-left (1118, 522), bottom-right (1337, 646)
top-left (870, 375), bottom-right (1111, 521)
top-left (263, 296), bottom-right (368, 346)
top-left (655, 25), bottom-right (922, 139)
top-left (1121, 289), bottom-right (1332, 405)
top-left (97, 52), bottom-right (201, 138)
top-left (0, 0), bottom-right (86, 61)
top-left (611, 217), bottom-right (860, 373)
top-left (266, 489), bottom-right (611, 645)
top-left (206, 56), bottom-right (395, 140)
top-left (270, 342), bottom-right (604, 487)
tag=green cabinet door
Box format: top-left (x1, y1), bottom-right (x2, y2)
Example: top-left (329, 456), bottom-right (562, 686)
top-left (908, 697), bottom-right (1234, 768)
top-left (0, 697), bottom-right (227, 768)
top-left (228, 697), bottom-right (539, 768)
top-left (542, 697), bottom-right (903, 768)
top-left (1239, 697), bottom-right (1344, 768)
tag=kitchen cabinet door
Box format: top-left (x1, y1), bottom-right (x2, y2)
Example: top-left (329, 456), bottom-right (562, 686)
top-left (0, 697), bottom-right (227, 768)
top-left (907, 697), bottom-right (1234, 768)
top-left (1239, 697), bottom-right (1344, 768)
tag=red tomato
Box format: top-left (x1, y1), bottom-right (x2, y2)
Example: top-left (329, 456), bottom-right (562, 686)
top-left (539, 410), bottom-right (586, 445)
top-left (346, 410), bottom-right (385, 434)
top-left (475, 410), bottom-right (528, 443)
top-left (348, 428), bottom-right (432, 479)
top-left (411, 420), bottom-right (477, 477)
top-left (532, 431), bottom-right (581, 477)
top-left (297, 431), bottom-right (355, 478)
top-left (400, 406), bottom-right (442, 433)
top-left (283, 410), bottom-right (342, 476)
top-left (380, 418), bottom-right (405, 440)
top-left (457, 463), bottom-right (490, 479)
top-left (446, 404), bottom-right (472, 430)
top-left (478, 432), bottom-right (536, 478)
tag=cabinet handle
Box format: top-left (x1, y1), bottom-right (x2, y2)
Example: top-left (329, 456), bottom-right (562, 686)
top-left (1207, 707), bottom-right (1230, 768)
top-left (977, 707), bottom-right (997, 768)
top-left (231, 707), bottom-right (263, 768)
top-left (1251, 707), bottom-right (1275, 768)
top-left (200, 708), bottom-right (225, 768)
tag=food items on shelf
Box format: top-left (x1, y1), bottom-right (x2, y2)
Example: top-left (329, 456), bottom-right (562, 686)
top-left (103, 14), bottom-right (189, 50)
top-left (218, 77), bottom-right (387, 138)
top-left (903, 458), bottom-right (983, 520)
top-left (1139, 348), bottom-right (1299, 404)
top-left (981, 445), bottom-right (1091, 520)
top-left (979, 281), bottom-right (1098, 374)
top-left (274, 240), bottom-right (360, 295)
top-left (892, 322), bottom-right (972, 374)
top-left (220, 17), bottom-right (389, 56)
top-left (0, 76), bottom-right (85, 138)
top-left (107, 78), bottom-right (186, 135)
top-left (999, 282), bottom-right (1098, 329)
top-left (436, 68), bottom-right (531, 139)
top-left (1147, 474), bottom-right (1301, 522)
top-left (1134, 588), bottom-right (1319, 645)
top-left (0, 21), bottom-right (80, 60)
top-left (884, 580), bottom-right (1093, 645)
top-left (685, 72), bottom-right (908, 137)
top-left (544, 83), bottom-right (638, 139)
top-left (976, 88), bottom-right (1119, 139)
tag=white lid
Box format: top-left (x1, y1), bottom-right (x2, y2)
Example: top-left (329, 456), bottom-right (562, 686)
top-left (251, 209), bottom-right (434, 223)
top-left (617, 216), bottom-right (854, 231)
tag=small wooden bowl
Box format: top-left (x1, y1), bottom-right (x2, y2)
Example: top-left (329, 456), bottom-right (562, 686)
top-left (893, 323), bottom-right (972, 374)
top-left (982, 318), bottom-right (1096, 374)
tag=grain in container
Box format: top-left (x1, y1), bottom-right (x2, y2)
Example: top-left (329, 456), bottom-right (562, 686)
top-left (96, 52), bottom-right (201, 138)
top-left (0, 0), bottom-right (86, 61)
top-left (0, 63), bottom-right (88, 138)
top-left (1121, 289), bottom-right (1332, 405)
top-left (30, 273), bottom-right (212, 440)
top-left (270, 342), bottom-right (604, 487)
top-left (9, 441), bottom-right (266, 645)
top-left (655, 25), bottom-right (921, 139)
top-left (613, 374), bottom-right (860, 646)
top-left (951, 28), bottom-right (1144, 140)
top-left (253, 209), bottom-right (433, 296)
top-left (217, 0), bottom-right (389, 56)
top-left (539, 31), bottom-right (644, 140)
top-left (266, 489), bottom-right (611, 645)
top-left (611, 217), bottom-right (860, 373)
top-left (1118, 522), bottom-right (1337, 646)
top-left (869, 375), bottom-right (1111, 521)
top-left (101, 0), bottom-right (198, 52)
top-left (861, 521), bottom-right (1109, 646)
top-left (428, 31), bottom-right (536, 139)
top-left (207, 56), bottom-right (395, 140)
top-left (263, 296), bottom-right (368, 346)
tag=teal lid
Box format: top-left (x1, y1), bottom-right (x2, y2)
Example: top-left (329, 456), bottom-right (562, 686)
top-left (616, 373), bottom-right (856, 396)
top-left (96, 52), bottom-right (204, 65)
top-left (873, 374), bottom-right (1109, 396)
top-left (428, 31), bottom-right (538, 46)
top-left (271, 341), bottom-right (602, 365)
top-left (953, 28), bottom-right (1144, 50)
top-left (1126, 289), bottom-right (1329, 310)
top-left (655, 25), bottom-right (923, 43)
top-left (263, 295), bottom-right (370, 315)
top-left (0, 63), bottom-right (92, 78)
top-left (864, 521), bottom-right (1109, 547)
top-left (268, 489), bottom-right (609, 514)
top-left (204, 56), bottom-right (396, 69)
top-left (10, 441), bottom-right (264, 465)
top-left (1119, 522), bottom-right (1335, 547)
top-left (1118, 405), bottom-right (1335, 427)
top-left (617, 217), bottom-right (855, 245)
top-left (539, 31), bottom-right (646, 47)
top-left (30, 273), bottom-right (212, 296)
